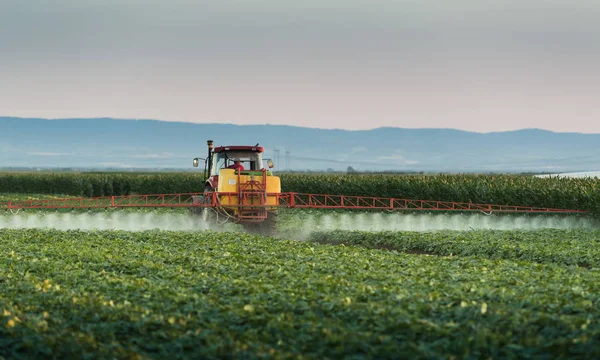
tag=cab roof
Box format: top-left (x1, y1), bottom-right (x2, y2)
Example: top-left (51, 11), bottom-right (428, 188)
top-left (213, 146), bottom-right (265, 153)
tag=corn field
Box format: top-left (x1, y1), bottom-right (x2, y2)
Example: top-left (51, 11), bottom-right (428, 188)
top-left (0, 172), bottom-right (599, 214)
top-left (280, 173), bottom-right (600, 213)
top-left (0, 173), bottom-right (204, 198)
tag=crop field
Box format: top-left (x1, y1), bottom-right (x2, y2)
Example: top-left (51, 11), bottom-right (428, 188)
top-left (1, 172), bottom-right (600, 359)
top-left (1, 172), bottom-right (600, 214)
top-left (1, 228), bottom-right (600, 359)
top-left (309, 228), bottom-right (600, 268)
top-left (0, 193), bottom-right (76, 202)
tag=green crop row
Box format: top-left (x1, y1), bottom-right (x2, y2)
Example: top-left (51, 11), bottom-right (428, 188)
top-left (280, 173), bottom-right (600, 214)
top-left (308, 228), bottom-right (600, 268)
top-left (1, 172), bottom-right (599, 214)
top-left (1, 228), bottom-right (600, 359)
top-left (0, 173), bottom-right (204, 198)
top-left (0, 193), bottom-right (76, 203)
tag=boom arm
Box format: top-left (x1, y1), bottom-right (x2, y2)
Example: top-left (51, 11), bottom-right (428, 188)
top-left (0, 192), bottom-right (587, 214)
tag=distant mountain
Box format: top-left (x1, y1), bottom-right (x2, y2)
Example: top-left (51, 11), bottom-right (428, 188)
top-left (2, 117), bottom-right (600, 173)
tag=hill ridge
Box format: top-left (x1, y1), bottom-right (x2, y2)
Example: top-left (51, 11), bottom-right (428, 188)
top-left (2, 117), bottom-right (599, 172)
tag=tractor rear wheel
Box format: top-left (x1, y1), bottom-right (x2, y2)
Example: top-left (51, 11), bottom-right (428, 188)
top-left (190, 185), bottom-right (216, 227)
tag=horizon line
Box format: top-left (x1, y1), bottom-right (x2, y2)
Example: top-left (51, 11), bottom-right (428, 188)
top-left (2, 115), bottom-right (599, 136)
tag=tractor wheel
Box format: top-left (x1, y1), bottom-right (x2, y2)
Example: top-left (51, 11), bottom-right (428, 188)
top-left (190, 185), bottom-right (216, 227)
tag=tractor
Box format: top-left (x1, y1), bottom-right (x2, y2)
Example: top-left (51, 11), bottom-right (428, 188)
top-left (191, 140), bottom-right (280, 235)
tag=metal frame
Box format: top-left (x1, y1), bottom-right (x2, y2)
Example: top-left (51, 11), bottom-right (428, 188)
top-left (236, 168), bottom-right (269, 221)
top-left (0, 192), bottom-right (587, 214)
top-left (277, 193), bottom-right (585, 213)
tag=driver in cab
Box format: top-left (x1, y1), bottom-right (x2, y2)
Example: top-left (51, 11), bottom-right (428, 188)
top-left (226, 159), bottom-right (245, 171)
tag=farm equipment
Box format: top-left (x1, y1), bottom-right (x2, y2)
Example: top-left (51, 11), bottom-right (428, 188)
top-left (189, 140), bottom-right (280, 235)
top-left (0, 139), bottom-right (590, 235)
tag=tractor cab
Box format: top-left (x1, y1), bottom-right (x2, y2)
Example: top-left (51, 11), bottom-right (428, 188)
top-left (209, 148), bottom-right (266, 176)
top-left (193, 140), bottom-right (275, 189)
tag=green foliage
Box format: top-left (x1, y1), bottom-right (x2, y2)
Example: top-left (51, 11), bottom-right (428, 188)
top-left (309, 228), bottom-right (600, 268)
top-left (0, 193), bottom-right (76, 202)
top-left (280, 173), bottom-right (600, 214)
top-left (1, 172), bottom-right (600, 215)
top-left (1, 228), bottom-right (600, 359)
top-left (0, 173), bottom-right (205, 197)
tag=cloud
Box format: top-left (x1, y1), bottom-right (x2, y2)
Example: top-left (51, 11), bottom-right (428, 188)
top-left (377, 154), bottom-right (405, 161)
top-left (351, 146), bottom-right (368, 154)
top-left (377, 154), bottom-right (420, 165)
top-left (129, 153), bottom-right (175, 159)
top-left (98, 162), bottom-right (135, 168)
top-left (26, 152), bottom-right (73, 156)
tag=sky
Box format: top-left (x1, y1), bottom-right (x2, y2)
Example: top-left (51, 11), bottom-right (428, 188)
top-left (1, 0), bottom-right (599, 133)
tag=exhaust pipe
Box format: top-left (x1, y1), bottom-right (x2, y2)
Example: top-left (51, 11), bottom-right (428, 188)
top-left (206, 140), bottom-right (214, 178)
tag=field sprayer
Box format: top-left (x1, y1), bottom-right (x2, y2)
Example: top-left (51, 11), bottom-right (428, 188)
top-left (0, 140), bottom-right (591, 235)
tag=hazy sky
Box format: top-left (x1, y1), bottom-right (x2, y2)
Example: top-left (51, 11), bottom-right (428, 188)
top-left (1, 0), bottom-right (599, 133)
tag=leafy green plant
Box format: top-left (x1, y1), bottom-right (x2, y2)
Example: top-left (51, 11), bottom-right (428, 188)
top-left (1, 228), bottom-right (600, 359)
top-left (308, 228), bottom-right (600, 268)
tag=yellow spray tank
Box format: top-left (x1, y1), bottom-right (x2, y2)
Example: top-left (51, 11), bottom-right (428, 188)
top-left (216, 168), bottom-right (281, 216)
top-left (192, 140), bottom-right (280, 235)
